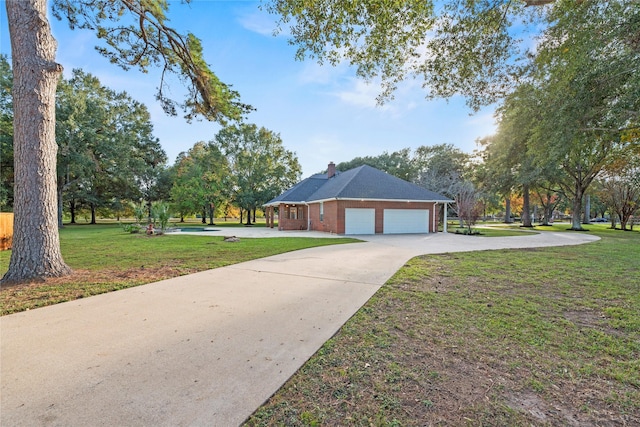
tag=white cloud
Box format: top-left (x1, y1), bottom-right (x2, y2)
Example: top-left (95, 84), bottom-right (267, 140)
top-left (297, 62), bottom-right (346, 85)
top-left (236, 8), bottom-right (282, 37)
top-left (334, 79), bottom-right (385, 109)
top-left (330, 77), bottom-right (428, 120)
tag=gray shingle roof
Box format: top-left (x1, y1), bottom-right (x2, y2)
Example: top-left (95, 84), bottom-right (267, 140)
top-left (265, 174), bottom-right (327, 205)
top-left (265, 165), bottom-right (452, 205)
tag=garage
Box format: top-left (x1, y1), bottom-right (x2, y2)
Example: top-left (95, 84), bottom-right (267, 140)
top-left (345, 208), bottom-right (375, 235)
top-left (383, 209), bottom-right (429, 234)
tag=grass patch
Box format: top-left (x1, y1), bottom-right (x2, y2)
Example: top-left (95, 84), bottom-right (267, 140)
top-left (245, 228), bottom-right (640, 426)
top-left (446, 226), bottom-right (538, 237)
top-left (0, 224), bottom-right (359, 315)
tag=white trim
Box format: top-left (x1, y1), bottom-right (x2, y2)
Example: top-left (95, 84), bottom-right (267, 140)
top-left (264, 197), bottom-right (454, 207)
top-left (302, 197), bottom-right (454, 204)
top-left (433, 203), bottom-right (437, 232)
top-left (263, 200), bottom-right (306, 207)
top-left (444, 203), bottom-right (448, 233)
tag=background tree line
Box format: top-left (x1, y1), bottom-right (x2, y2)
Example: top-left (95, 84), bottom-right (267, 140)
top-left (3, 49), bottom-right (637, 231)
top-left (1, 55), bottom-right (301, 226)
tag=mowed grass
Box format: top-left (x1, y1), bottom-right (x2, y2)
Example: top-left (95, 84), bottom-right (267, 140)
top-left (246, 227), bottom-right (640, 426)
top-left (446, 226), bottom-right (538, 237)
top-left (0, 224), bottom-right (359, 315)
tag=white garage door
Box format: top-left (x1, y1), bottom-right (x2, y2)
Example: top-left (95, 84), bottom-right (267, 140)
top-left (383, 209), bottom-right (429, 234)
top-left (345, 208), bottom-right (376, 235)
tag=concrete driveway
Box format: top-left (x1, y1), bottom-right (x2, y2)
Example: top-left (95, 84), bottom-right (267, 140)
top-left (0, 230), bottom-right (598, 426)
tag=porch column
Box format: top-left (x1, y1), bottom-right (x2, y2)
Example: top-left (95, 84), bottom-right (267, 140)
top-left (270, 206), bottom-right (274, 228)
top-left (443, 203), bottom-right (448, 233)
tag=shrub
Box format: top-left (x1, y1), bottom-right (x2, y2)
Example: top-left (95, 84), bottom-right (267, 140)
top-left (152, 201), bottom-right (171, 234)
top-left (120, 223), bottom-right (142, 234)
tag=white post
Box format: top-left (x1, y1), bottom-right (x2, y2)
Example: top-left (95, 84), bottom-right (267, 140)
top-left (443, 203), bottom-right (448, 233)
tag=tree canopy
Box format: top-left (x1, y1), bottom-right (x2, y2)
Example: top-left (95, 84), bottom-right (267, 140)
top-left (267, 0), bottom-right (545, 109)
top-left (481, 0), bottom-right (639, 230)
top-left (56, 69), bottom-right (167, 225)
top-left (170, 141), bottom-right (229, 224)
top-left (51, 0), bottom-right (254, 123)
top-left (215, 124), bottom-right (301, 224)
top-left (335, 148), bottom-right (417, 182)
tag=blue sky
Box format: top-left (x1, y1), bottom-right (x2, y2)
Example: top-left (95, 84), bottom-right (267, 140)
top-left (1, 0), bottom-right (498, 176)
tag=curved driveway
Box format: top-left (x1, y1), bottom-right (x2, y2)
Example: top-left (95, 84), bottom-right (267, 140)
top-left (0, 230), bottom-right (598, 426)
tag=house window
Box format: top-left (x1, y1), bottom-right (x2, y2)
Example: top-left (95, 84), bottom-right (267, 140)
top-left (298, 206), bottom-right (304, 219)
top-left (320, 202), bottom-right (324, 222)
top-left (290, 206), bottom-right (297, 220)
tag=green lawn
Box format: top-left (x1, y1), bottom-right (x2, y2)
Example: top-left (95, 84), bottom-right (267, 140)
top-left (0, 224), bottom-right (358, 315)
top-left (246, 227), bottom-right (640, 426)
top-left (446, 221), bottom-right (629, 237)
top-left (446, 226), bottom-right (538, 237)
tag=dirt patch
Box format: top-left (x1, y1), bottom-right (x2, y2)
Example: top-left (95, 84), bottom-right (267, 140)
top-left (1, 266), bottom-right (191, 314)
top-left (564, 309), bottom-right (624, 337)
top-left (2, 266), bottom-right (182, 289)
top-left (505, 390), bottom-right (588, 426)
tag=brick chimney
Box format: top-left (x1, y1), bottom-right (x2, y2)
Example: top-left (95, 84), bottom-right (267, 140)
top-left (327, 161), bottom-right (336, 178)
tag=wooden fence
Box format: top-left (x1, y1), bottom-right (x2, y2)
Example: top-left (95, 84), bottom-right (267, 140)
top-left (0, 213), bottom-right (13, 251)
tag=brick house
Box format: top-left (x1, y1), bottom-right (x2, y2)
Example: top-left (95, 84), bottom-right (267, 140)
top-left (264, 162), bottom-right (453, 235)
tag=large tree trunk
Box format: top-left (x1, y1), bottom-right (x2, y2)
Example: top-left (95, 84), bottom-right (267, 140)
top-left (2, 0), bottom-right (72, 283)
top-left (543, 201), bottom-right (553, 226)
top-left (504, 197), bottom-right (513, 223)
top-left (69, 200), bottom-right (76, 224)
top-left (521, 184), bottom-right (532, 227)
top-left (570, 183), bottom-right (585, 231)
top-left (620, 217), bottom-right (628, 231)
top-left (208, 203), bottom-right (214, 225)
top-left (90, 203), bottom-right (96, 224)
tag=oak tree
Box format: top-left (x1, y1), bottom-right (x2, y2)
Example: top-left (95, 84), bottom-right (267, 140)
top-left (169, 142), bottom-right (229, 225)
top-left (335, 148), bottom-right (417, 182)
top-left (55, 70), bottom-right (166, 226)
top-left (214, 124), bottom-right (301, 225)
top-left (530, 0), bottom-right (639, 230)
top-left (598, 147), bottom-right (640, 230)
top-left (3, 0), bottom-right (251, 283)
